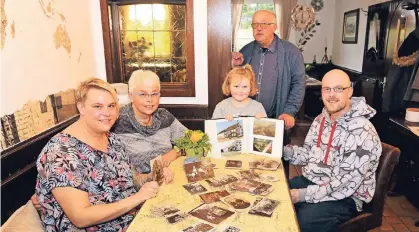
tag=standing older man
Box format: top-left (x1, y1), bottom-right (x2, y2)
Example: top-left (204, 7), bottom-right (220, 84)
top-left (232, 10), bottom-right (305, 129)
top-left (284, 70), bottom-right (382, 232)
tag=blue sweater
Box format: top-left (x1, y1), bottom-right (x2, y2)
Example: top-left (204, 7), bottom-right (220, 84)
top-left (240, 36), bottom-right (306, 118)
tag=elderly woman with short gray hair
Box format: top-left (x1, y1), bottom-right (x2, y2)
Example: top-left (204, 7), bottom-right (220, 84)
top-left (113, 70), bottom-right (187, 186)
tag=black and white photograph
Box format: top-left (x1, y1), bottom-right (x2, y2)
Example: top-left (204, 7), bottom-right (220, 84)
top-left (219, 139), bottom-right (242, 155)
top-left (216, 224), bottom-right (241, 232)
top-left (225, 160), bottom-right (242, 169)
top-left (205, 175), bottom-right (239, 188)
top-left (221, 195), bottom-right (251, 211)
top-left (253, 120), bottom-right (276, 137)
top-left (166, 212), bottom-right (188, 224)
top-left (250, 183), bottom-right (273, 196)
top-left (216, 120), bottom-right (244, 142)
top-left (189, 204), bottom-right (235, 225)
top-left (249, 159), bottom-right (281, 171)
top-left (182, 222), bottom-right (214, 232)
top-left (183, 182), bottom-right (208, 195)
top-left (237, 170), bottom-right (262, 181)
top-left (199, 190), bottom-right (231, 204)
top-left (248, 198), bottom-right (280, 217)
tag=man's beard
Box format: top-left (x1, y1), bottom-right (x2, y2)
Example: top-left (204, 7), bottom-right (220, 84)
top-left (324, 98), bottom-right (346, 115)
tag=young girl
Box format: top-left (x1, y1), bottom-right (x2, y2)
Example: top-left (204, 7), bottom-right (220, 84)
top-left (212, 64), bottom-right (267, 120)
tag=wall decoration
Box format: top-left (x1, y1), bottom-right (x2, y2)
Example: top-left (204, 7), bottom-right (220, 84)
top-left (311, 0), bottom-right (324, 12)
top-left (291, 5), bottom-right (316, 31)
top-left (342, 9), bottom-right (360, 44)
top-left (296, 20), bottom-right (321, 52)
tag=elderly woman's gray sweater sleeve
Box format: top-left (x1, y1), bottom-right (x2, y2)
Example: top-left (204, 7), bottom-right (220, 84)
top-left (170, 119), bottom-right (187, 143)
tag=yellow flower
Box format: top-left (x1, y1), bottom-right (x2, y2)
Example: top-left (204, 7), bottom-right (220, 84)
top-left (190, 131), bottom-right (204, 143)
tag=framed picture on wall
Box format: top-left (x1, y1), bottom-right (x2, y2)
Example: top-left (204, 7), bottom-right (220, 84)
top-left (342, 9), bottom-right (360, 44)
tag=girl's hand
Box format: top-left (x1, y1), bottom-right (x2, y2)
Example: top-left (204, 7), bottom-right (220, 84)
top-left (255, 113), bottom-right (265, 119)
top-left (224, 114), bottom-right (234, 121)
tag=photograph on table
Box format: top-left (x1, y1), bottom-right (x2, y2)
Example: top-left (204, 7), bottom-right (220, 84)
top-left (249, 183), bottom-right (273, 196)
top-left (252, 138), bottom-right (273, 154)
top-left (215, 224), bottom-right (241, 232)
top-left (225, 160), bottom-right (242, 169)
top-left (205, 174), bottom-right (238, 188)
top-left (249, 159), bottom-right (281, 171)
top-left (221, 195), bottom-right (251, 212)
top-left (183, 182), bottom-right (208, 195)
top-left (253, 120), bottom-right (276, 137)
top-left (150, 205), bottom-right (181, 218)
top-left (199, 190), bottom-right (231, 204)
top-left (216, 120), bottom-right (244, 142)
top-left (166, 212), bottom-right (188, 224)
top-left (237, 170), bottom-right (262, 181)
top-left (219, 139), bottom-right (242, 156)
top-left (228, 178), bottom-right (262, 192)
top-left (188, 204), bottom-right (235, 225)
top-left (182, 222), bottom-right (215, 232)
top-left (260, 173), bottom-right (280, 182)
top-left (184, 161), bottom-right (215, 183)
top-left (248, 197), bottom-right (280, 217)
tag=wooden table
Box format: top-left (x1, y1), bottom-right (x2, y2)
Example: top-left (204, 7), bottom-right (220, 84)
top-left (127, 154), bottom-right (300, 232)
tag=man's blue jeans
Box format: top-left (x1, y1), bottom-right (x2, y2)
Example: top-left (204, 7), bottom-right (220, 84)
top-left (289, 176), bottom-right (358, 232)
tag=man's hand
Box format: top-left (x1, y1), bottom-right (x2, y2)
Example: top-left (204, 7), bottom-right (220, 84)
top-left (137, 181), bottom-right (159, 201)
top-left (278, 114), bottom-right (295, 130)
top-left (290, 189), bottom-right (299, 203)
top-left (231, 52), bottom-right (244, 67)
top-left (163, 167), bottom-right (174, 184)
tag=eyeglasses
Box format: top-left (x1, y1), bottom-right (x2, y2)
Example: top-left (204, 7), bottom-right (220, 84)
top-left (251, 22), bottom-right (276, 29)
top-left (321, 86), bottom-right (351, 93)
top-left (134, 92), bottom-right (161, 100)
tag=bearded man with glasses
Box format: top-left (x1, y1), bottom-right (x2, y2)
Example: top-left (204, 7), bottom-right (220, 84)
top-left (231, 10), bottom-right (306, 177)
top-left (283, 69), bottom-right (382, 232)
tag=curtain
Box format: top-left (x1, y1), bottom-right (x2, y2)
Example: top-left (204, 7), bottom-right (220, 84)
top-left (232, 0), bottom-right (244, 51)
top-left (274, 0), bottom-right (297, 40)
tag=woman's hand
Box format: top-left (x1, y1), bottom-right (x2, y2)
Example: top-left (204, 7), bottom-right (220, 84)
top-left (31, 193), bottom-right (42, 211)
top-left (161, 150), bottom-right (181, 166)
top-left (133, 173), bottom-right (153, 187)
top-left (137, 181), bottom-right (159, 201)
top-left (224, 114), bottom-right (234, 121)
top-left (162, 167), bottom-right (174, 184)
top-left (255, 113), bottom-right (266, 119)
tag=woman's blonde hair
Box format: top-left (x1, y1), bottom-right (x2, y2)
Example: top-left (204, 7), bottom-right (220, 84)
top-left (75, 77), bottom-right (118, 110)
top-left (221, 64), bottom-right (258, 96)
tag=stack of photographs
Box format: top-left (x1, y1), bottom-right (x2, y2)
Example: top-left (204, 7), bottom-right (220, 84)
top-left (188, 204), bottom-right (235, 225)
top-left (248, 198), bottom-right (280, 217)
top-left (205, 175), bottom-right (238, 188)
top-left (225, 160), bottom-right (242, 169)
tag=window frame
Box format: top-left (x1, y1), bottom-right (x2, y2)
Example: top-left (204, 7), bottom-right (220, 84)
top-left (100, 0), bottom-right (195, 97)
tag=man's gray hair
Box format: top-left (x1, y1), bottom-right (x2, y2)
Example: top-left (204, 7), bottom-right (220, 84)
top-left (128, 70), bottom-right (161, 93)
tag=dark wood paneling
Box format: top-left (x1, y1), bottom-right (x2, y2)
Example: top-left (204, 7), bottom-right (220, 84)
top-left (100, 0), bottom-right (114, 82)
top-left (207, 0), bottom-right (232, 116)
top-left (1, 116), bottom-right (78, 224)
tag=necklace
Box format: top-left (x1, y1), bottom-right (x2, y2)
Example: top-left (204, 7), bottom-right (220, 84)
top-left (135, 114), bottom-right (152, 126)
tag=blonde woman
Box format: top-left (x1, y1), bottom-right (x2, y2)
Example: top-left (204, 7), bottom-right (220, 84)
top-left (35, 78), bottom-right (158, 231)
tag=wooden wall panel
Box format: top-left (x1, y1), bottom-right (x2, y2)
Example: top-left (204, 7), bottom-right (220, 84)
top-left (207, 0), bottom-right (232, 116)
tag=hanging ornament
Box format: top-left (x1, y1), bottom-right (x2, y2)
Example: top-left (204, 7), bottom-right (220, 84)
top-left (311, 0), bottom-right (324, 12)
top-left (291, 4), bottom-right (316, 31)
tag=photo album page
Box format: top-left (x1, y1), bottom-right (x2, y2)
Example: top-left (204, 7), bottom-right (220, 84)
top-left (204, 117), bottom-right (284, 158)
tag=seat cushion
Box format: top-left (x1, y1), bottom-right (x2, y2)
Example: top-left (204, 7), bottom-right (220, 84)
top-left (1, 200), bottom-right (44, 232)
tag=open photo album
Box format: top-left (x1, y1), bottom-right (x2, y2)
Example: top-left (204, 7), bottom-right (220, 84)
top-left (205, 117), bottom-right (284, 158)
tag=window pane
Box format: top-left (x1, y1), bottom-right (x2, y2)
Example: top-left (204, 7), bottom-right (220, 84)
top-left (172, 31), bottom-right (186, 57)
top-left (136, 5), bottom-right (153, 30)
top-left (154, 31), bottom-right (171, 57)
top-left (155, 59), bottom-right (172, 82)
top-left (153, 4), bottom-right (170, 30)
top-left (170, 5), bottom-right (186, 31)
top-left (172, 58), bottom-right (187, 82)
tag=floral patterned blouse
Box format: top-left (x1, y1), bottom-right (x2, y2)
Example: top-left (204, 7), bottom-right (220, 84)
top-left (35, 132), bottom-right (139, 231)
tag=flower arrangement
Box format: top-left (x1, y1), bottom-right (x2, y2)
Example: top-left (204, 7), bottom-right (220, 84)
top-left (174, 129), bottom-right (212, 157)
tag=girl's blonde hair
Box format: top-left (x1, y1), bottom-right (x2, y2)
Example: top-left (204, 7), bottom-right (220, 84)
top-left (221, 64), bottom-right (258, 96)
top-left (75, 77), bottom-right (119, 111)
